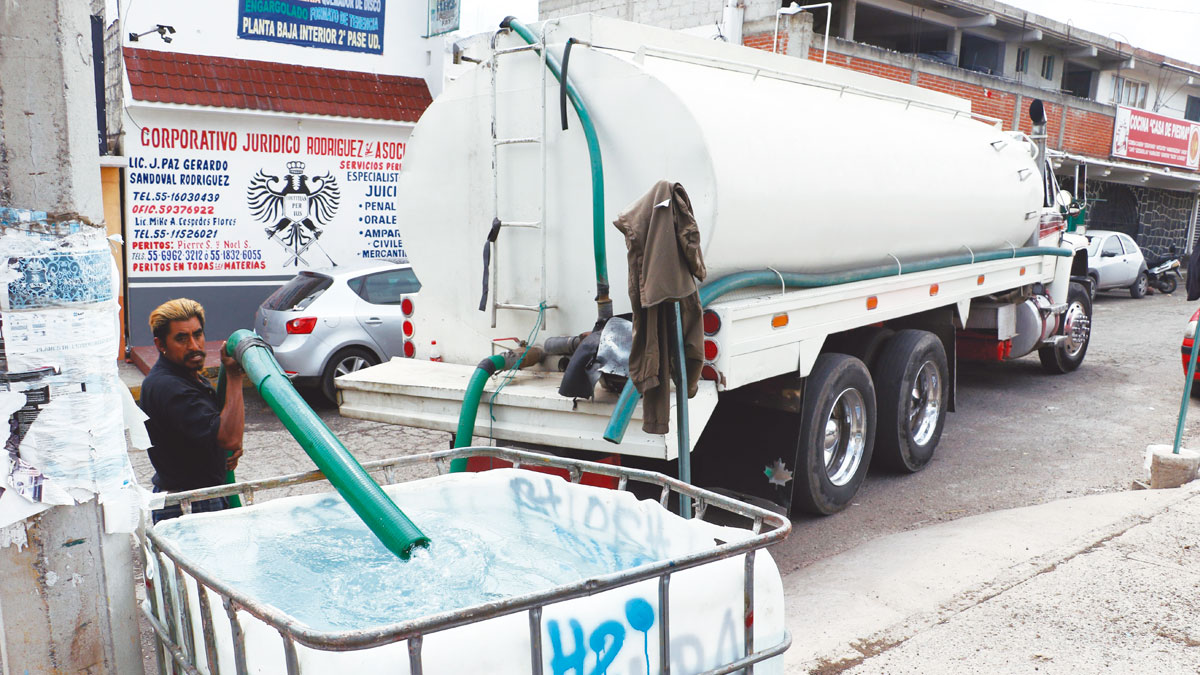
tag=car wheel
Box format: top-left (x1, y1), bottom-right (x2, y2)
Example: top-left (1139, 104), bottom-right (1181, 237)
top-left (1087, 273), bottom-right (1099, 300)
top-left (793, 354), bottom-right (876, 515)
top-left (1130, 271), bottom-right (1148, 299)
top-left (872, 330), bottom-right (948, 473)
top-left (1038, 281), bottom-right (1092, 374)
top-left (321, 347), bottom-right (379, 403)
top-left (1160, 276), bottom-right (1178, 295)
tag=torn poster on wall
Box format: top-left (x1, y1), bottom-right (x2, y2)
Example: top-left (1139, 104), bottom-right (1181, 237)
top-left (0, 208), bottom-right (145, 533)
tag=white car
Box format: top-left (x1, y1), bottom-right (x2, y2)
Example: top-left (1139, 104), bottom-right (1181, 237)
top-left (254, 259), bottom-right (420, 402)
top-left (1085, 229), bottom-right (1148, 299)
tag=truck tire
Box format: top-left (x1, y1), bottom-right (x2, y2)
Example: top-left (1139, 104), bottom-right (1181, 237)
top-left (794, 353), bottom-right (876, 515)
top-left (321, 347), bottom-right (379, 403)
top-left (1130, 271), bottom-right (1148, 298)
top-left (1038, 281), bottom-right (1092, 374)
top-left (872, 330), bottom-right (948, 473)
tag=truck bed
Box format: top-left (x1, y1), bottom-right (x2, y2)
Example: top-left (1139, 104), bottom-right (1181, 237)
top-left (338, 359), bottom-right (719, 459)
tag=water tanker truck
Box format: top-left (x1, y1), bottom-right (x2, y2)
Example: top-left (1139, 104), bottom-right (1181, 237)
top-left (336, 14), bottom-right (1092, 516)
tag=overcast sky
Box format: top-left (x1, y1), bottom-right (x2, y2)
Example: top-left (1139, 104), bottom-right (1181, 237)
top-left (455, 0), bottom-right (1200, 66)
top-left (1002, 0), bottom-right (1200, 65)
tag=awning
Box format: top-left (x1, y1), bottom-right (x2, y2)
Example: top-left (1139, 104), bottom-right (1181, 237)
top-left (1049, 150), bottom-right (1200, 193)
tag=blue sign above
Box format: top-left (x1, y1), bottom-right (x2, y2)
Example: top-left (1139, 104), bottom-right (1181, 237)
top-left (238, 0), bottom-right (386, 55)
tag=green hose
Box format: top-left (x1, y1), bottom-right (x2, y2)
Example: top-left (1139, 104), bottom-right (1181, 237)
top-left (504, 17), bottom-right (611, 318)
top-left (450, 355), bottom-right (509, 473)
top-left (603, 245), bottom-right (1074, 443)
top-left (225, 330), bottom-right (428, 559)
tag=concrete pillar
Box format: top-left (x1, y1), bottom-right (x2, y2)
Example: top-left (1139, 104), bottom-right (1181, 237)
top-left (948, 28), bottom-right (963, 61)
top-left (840, 0), bottom-right (856, 42)
top-left (0, 0), bottom-right (104, 221)
top-left (785, 10), bottom-right (814, 59)
top-left (0, 1), bottom-right (143, 673)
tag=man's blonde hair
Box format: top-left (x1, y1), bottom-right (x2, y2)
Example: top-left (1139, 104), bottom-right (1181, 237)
top-left (149, 298), bottom-right (206, 341)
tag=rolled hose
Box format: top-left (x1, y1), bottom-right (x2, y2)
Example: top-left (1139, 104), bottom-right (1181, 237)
top-left (449, 355), bottom-right (509, 473)
top-left (225, 330), bottom-right (429, 560)
top-left (602, 245), bottom-right (1074, 443)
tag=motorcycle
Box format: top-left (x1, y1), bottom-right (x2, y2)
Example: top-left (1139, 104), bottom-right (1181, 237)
top-left (1144, 244), bottom-right (1183, 294)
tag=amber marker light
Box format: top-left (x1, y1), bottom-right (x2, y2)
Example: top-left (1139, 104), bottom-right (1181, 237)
top-left (929, 284), bottom-right (939, 296)
top-left (977, 275), bottom-right (985, 285)
top-left (1020, 267), bottom-right (1027, 276)
top-left (866, 296), bottom-right (879, 310)
top-left (771, 313), bottom-right (789, 328)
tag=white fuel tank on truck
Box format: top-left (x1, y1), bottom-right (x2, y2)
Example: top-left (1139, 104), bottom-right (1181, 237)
top-left (396, 14), bottom-right (1044, 362)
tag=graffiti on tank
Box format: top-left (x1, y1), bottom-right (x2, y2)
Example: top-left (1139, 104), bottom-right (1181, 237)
top-left (509, 476), bottom-right (672, 560)
top-left (546, 600), bottom-right (742, 674)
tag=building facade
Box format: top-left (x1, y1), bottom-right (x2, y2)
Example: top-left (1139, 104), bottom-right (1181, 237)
top-left (98, 0), bottom-right (450, 345)
top-left (541, 0), bottom-right (1200, 256)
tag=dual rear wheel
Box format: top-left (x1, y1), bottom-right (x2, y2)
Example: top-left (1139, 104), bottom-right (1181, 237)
top-left (794, 329), bottom-right (949, 515)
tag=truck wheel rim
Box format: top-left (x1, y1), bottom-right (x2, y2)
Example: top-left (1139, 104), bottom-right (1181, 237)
top-left (823, 387), bottom-right (867, 486)
top-left (909, 361), bottom-right (942, 446)
top-left (1062, 302), bottom-right (1090, 357)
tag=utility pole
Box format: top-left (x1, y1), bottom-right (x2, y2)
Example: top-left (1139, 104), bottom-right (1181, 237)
top-left (0, 1), bottom-right (143, 673)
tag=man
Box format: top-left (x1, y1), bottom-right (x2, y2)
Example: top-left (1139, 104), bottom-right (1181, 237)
top-left (141, 298), bottom-right (245, 523)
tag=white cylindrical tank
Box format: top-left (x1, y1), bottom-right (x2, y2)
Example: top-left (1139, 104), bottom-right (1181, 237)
top-left (398, 15), bottom-right (1043, 362)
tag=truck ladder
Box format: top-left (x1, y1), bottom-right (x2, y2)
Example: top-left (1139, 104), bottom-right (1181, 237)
top-left (487, 29), bottom-right (554, 328)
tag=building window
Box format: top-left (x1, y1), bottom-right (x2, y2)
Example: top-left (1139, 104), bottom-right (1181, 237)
top-left (1040, 54), bottom-right (1055, 80)
top-left (1112, 75), bottom-right (1148, 108)
top-left (1186, 95), bottom-right (1200, 122)
top-left (1015, 47), bottom-right (1030, 74)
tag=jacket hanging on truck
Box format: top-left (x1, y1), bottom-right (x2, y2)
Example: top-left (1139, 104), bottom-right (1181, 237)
top-left (614, 180), bottom-right (707, 434)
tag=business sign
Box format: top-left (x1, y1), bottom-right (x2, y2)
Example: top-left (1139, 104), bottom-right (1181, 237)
top-left (125, 112), bottom-right (410, 280)
top-left (1112, 105), bottom-right (1200, 170)
top-left (426, 0), bottom-right (459, 37)
top-left (238, 0), bottom-right (386, 54)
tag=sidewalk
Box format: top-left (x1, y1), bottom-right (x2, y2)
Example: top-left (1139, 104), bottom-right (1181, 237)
top-left (784, 482), bottom-right (1200, 674)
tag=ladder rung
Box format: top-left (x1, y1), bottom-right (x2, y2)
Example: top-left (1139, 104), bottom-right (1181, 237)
top-left (494, 44), bottom-right (541, 56)
top-left (495, 303), bottom-right (556, 311)
top-left (498, 220), bottom-right (541, 229)
top-left (494, 137), bottom-right (541, 146)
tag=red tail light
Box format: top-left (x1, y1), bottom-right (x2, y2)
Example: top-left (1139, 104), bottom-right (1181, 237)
top-left (1039, 214), bottom-right (1066, 239)
top-left (285, 317), bottom-right (317, 334)
top-left (402, 320), bottom-right (415, 338)
top-left (402, 341), bottom-right (416, 358)
top-left (703, 310), bottom-right (721, 335)
top-left (401, 297), bottom-right (414, 316)
top-left (701, 364), bottom-right (720, 381)
top-left (703, 339), bottom-right (719, 361)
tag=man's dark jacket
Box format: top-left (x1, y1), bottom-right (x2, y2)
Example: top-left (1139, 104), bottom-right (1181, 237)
top-left (140, 357), bottom-right (226, 491)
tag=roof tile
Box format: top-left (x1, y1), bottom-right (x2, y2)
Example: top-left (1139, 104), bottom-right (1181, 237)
top-left (123, 47), bottom-right (430, 121)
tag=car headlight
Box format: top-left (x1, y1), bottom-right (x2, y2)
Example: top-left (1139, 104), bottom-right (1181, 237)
top-left (1186, 321), bottom-right (1198, 341)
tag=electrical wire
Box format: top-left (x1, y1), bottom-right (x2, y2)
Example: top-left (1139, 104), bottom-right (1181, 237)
top-left (486, 302), bottom-right (546, 440)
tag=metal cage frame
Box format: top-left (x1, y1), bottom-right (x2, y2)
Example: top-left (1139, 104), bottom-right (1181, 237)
top-left (140, 446), bottom-right (792, 675)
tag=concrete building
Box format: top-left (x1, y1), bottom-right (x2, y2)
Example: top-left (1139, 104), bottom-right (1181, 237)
top-left (539, 0), bottom-right (1200, 257)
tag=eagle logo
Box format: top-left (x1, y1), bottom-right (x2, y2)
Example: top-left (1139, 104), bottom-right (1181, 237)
top-left (247, 161), bottom-right (340, 267)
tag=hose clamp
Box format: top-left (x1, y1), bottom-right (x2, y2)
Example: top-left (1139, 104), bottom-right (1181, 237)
top-left (233, 335), bottom-right (273, 363)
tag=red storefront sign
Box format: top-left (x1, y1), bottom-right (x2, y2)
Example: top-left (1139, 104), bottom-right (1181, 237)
top-left (1112, 105), bottom-right (1200, 170)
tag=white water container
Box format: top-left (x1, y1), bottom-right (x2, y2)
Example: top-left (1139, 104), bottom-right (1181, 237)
top-left (397, 15), bottom-right (1042, 363)
top-left (147, 468), bottom-right (786, 673)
